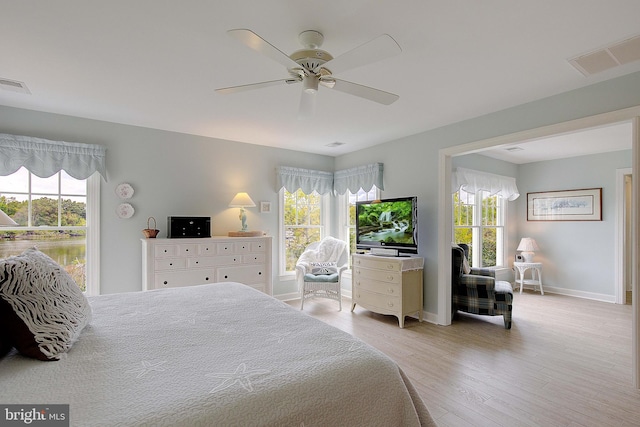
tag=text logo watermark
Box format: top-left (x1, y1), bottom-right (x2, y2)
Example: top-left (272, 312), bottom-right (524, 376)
top-left (1, 405), bottom-right (69, 426)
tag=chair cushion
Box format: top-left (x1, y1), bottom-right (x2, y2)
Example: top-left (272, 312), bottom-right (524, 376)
top-left (304, 273), bottom-right (339, 283)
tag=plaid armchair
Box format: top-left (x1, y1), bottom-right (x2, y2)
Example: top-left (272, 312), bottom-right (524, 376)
top-left (452, 244), bottom-right (513, 329)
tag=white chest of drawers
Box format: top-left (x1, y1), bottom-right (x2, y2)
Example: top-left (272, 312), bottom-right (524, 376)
top-left (141, 236), bottom-right (272, 295)
top-left (351, 254), bottom-right (423, 328)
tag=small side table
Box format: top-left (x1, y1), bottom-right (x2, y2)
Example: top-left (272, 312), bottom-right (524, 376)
top-left (513, 262), bottom-right (544, 295)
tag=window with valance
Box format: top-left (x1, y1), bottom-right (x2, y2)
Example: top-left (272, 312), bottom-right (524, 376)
top-left (451, 167), bottom-right (519, 201)
top-left (0, 134), bottom-right (106, 295)
top-left (276, 162), bottom-right (383, 195)
top-left (0, 133), bottom-right (107, 180)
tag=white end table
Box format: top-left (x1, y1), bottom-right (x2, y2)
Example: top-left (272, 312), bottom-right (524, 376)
top-left (513, 262), bottom-right (544, 295)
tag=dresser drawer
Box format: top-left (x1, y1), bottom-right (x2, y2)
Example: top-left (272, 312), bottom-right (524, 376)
top-left (243, 253), bottom-right (265, 264)
top-left (250, 241), bottom-right (267, 252)
top-left (155, 258), bottom-right (186, 271)
top-left (354, 287), bottom-right (400, 313)
top-left (154, 245), bottom-right (179, 258)
top-left (187, 255), bottom-right (241, 268)
top-left (154, 269), bottom-right (215, 289)
top-left (353, 277), bottom-right (401, 296)
top-left (353, 267), bottom-right (401, 284)
top-left (197, 242), bottom-right (216, 255)
top-left (179, 244), bottom-right (198, 256)
top-left (217, 265), bottom-right (267, 284)
top-left (352, 256), bottom-right (401, 272)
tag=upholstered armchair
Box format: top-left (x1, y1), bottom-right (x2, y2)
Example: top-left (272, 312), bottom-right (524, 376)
top-left (452, 244), bottom-right (513, 329)
top-left (295, 236), bottom-right (349, 311)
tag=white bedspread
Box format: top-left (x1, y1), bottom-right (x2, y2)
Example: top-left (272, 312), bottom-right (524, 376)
top-left (0, 282), bottom-right (436, 426)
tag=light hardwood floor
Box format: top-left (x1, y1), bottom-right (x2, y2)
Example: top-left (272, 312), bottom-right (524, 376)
top-left (287, 291), bottom-right (640, 427)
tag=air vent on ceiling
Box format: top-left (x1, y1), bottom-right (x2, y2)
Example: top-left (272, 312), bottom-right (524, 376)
top-left (0, 78), bottom-right (31, 94)
top-left (326, 142), bottom-right (345, 147)
top-left (505, 146), bottom-right (524, 152)
top-left (569, 34), bottom-right (640, 76)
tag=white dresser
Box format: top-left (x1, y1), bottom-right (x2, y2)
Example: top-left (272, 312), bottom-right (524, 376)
top-left (141, 236), bottom-right (272, 295)
top-left (351, 254), bottom-right (424, 328)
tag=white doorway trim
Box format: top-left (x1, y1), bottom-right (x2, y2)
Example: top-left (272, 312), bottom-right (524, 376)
top-left (616, 167), bottom-right (632, 305)
top-left (438, 105), bottom-right (640, 387)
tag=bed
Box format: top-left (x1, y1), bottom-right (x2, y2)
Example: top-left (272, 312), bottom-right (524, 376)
top-left (1, 253), bottom-right (436, 426)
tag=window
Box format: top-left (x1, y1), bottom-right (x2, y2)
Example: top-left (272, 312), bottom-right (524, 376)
top-left (453, 188), bottom-right (505, 267)
top-left (279, 188), bottom-right (329, 275)
top-left (0, 167), bottom-right (98, 293)
top-left (339, 187), bottom-right (379, 256)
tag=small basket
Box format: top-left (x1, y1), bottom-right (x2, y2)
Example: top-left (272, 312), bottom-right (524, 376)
top-left (142, 217), bottom-right (159, 238)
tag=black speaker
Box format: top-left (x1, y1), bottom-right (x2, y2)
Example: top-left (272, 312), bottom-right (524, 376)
top-left (167, 216), bottom-right (211, 238)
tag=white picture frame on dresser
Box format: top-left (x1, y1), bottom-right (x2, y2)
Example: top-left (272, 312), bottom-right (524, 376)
top-left (141, 236), bottom-right (273, 295)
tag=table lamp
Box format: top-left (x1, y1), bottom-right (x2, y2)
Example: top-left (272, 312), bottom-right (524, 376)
top-left (517, 237), bottom-right (539, 262)
top-left (228, 192), bottom-right (256, 231)
top-left (0, 209), bottom-right (18, 226)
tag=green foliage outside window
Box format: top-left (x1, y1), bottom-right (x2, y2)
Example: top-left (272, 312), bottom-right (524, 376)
top-left (283, 189), bottom-right (322, 272)
top-left (453, 190), bottom-right (501, 267)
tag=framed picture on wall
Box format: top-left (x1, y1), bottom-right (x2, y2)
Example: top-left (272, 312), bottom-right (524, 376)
top-left (527, 188), bottom-right (602, 221)
top-left (260, 201), bottom-right (271, 213)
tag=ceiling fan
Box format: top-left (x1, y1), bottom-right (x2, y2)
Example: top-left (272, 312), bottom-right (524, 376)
top-left (215, 29), bottom-right (402, 117)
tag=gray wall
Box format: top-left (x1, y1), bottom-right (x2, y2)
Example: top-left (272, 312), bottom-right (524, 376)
top-left (517, 150), bottom-right (631, 297)
top-left (2, 70), bottom-right (640, 317)
top-left (0, 105), bottom-right (333, 295)
top-left (335, 71), bottom-right (640, 315)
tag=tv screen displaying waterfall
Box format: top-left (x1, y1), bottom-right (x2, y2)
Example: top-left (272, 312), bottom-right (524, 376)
top-left (355, 196), bottom-right (418, 254)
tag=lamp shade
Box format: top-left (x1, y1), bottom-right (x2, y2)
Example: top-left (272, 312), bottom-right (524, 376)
top-left (517, 238), bottom-right (539, 252)
top-left (0, 209), bottom-right (17, 226)
top-left (228, 192), bottom-right (256, 208)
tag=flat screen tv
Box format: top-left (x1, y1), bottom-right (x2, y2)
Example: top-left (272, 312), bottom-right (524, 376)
top-left (355, 196), bottom-right (418, 255)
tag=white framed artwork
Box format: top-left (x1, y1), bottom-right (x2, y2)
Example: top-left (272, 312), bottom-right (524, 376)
top-left (260, 201), bottom-right (271, 213)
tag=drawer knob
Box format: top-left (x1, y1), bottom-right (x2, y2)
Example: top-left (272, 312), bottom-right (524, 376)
top-left (258, 272), bottom-right (262, 275)
top-left (387, 264), bottom-right (394, 269)
top-left (205, 277), bottom-right (209, 281)
top-left (387, 275), bottom-right (394, 280)
top-left (224, 275), bottom-right (228, 279)
top-left (169, 263), bottom-right (173, 266)
top-left (388, 302), bottom-right (394, 307)
top-left (185, 249), bottom-right (189, 252)
top-left (356, 281), bottom-right (360, 286)
top-left (163, 281), bottom-right (168, 285)
top-left (388, 288), bottom-right (394, 294)
top-left (195, 261), bottom-right (199, 264)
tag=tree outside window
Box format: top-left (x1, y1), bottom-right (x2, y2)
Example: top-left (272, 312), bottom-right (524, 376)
top-left (453, 188), bottom-right (504, 268)
top-left (281, 189), bottom-right (324, 273)
top-left (0, 168), bottom-right (87, 290)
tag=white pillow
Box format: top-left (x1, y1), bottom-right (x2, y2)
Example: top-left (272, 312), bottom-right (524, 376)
top-left (310, 261), bottom-right (338, 275)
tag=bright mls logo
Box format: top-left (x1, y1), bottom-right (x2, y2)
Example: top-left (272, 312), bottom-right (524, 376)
top-left (1, 405), bottom-right (69, 426)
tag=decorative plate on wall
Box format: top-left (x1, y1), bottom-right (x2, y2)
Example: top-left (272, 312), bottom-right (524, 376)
top-left (115, 183), bottom-right (134, 199)
top-left (116, 203), bottom-right (135, 219)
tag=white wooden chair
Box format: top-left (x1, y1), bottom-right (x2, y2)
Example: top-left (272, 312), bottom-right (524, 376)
top-left (295, 237), bottom-right (349, 311)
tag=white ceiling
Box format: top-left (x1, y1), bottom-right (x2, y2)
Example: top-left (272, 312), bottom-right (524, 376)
top-left (1, 1), bottom-right (639, 159)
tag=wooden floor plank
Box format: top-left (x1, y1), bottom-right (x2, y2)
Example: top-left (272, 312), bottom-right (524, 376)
top-left (288, 290), bottom-right (640, 426)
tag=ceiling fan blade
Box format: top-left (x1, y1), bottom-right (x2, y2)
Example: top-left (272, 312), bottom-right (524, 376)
top-left (227, 29), bottom-right (299, 69)
top-left (330, 79), bottom-right (399, 105)
top-left (319, 34), bottom-right (401, 75)
top-left (215, 79), bottom-right (296, 94)
top-left (298, 90), bottom-right (316, 119)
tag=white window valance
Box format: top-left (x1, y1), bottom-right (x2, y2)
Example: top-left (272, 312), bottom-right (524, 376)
top-left (452, 167), bottom-right (519, 201)
top-left (333, 163), bottom-right (384, 195)
top-left (276, 166), bottom-right (334, 195)
top-left (0, 133), bottom-right (107, 180)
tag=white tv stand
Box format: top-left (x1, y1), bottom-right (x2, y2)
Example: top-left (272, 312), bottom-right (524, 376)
top-left (351, 253), bottom-right (424, 328)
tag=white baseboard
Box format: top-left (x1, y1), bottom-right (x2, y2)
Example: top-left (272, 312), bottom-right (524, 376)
top-left (515, 284), bottom-right (616, 303)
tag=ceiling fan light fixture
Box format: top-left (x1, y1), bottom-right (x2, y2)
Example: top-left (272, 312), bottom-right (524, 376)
top-left (303, 76), bottom-right (319, 93)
